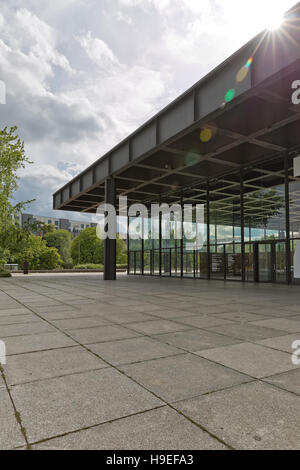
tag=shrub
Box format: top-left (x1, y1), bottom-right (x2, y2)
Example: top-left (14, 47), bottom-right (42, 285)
top-left (15, 235), bottom-right (62, 270)
top-left (73, 264), bottom-right (104, 270)
top-left (0, 270), bottom-right (11, 277)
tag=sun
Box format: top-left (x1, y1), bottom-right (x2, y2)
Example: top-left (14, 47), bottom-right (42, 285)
top-left (266, 10), bottom-right (284, 30)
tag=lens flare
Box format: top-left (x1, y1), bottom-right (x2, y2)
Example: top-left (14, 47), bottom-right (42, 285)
top-left (236, 57), bottom-right (253, 83)
top-left (225, 88), bottom-right (235, 103)
top-left (267, 12), bottom-right (283, 30)
top-left (236, 66), bottom-right (249, 83)
top-left (185, 151), bottom-right (200, 167)
top-left (200, 123), bottom-right (217, 143)
top-left (245, 57), bottom-right (253, 68)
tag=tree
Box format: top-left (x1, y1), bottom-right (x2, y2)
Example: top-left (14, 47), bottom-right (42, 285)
top-left (14, 234), bottom-right (62, 270)
top-left (0, 126), bottom-right (34, 262)
top-left (0, 126), bottom-right (33, 227)
top-left (44, 230), bottom-right (73, 268)
top-left (71, 227), bottom-right (104, 265)
top-left (71, 227), bottom-right (128, 266)
top-left (116, 236), bottom-right (127, 265)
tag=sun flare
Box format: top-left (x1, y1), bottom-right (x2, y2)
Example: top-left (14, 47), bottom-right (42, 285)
top-left (266, 10), bottom-right (284, 30)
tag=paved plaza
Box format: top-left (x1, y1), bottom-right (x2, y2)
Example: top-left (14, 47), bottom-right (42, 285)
top-left (0, 274), bottom-right (300, 450)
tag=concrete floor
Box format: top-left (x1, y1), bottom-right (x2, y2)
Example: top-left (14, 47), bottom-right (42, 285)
top-left (0, 273), bottom-right (300, 450)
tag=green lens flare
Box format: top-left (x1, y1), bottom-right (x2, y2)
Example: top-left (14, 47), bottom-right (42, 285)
top-left (225, 88), bottom-right (235, 103)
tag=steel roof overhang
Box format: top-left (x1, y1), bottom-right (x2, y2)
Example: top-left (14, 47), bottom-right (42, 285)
top-left (53, 2), bottom-right (300, 214)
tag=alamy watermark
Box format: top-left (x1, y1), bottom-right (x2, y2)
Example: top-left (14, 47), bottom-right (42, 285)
top-left (0, 340), bottom-right (6, 365)
top-left (92, 196), bottom-right (205, 251)
top-left (0, 80), bottom-right (6, 104)
top-left (292, 80), bottom-right (300, 105)
top-left (292, 340), bottom-right (300, 366)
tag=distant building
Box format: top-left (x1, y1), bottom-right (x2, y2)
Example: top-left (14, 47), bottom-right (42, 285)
top-left (20, 213), bottom-right (97, 236)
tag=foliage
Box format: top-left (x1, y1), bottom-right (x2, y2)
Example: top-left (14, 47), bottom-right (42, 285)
top-left (116, 237), bottom-right (127, 265)
top-left (44, 230), bottom-right (73, 268)
top-left (71, 227), bottom-right (127, 265)
top-left (13, 234), bottom-right (62, 270)
top-left (0, 127), bottom-right (63, 272)
top-left (24, 220), bottom-right (56, 236)
top-left (73, 263), bottom-right (127, 270)
top-left (74, 264), bottom-right (104, 270)
top-left (0, 126), bottom-right (33, 230)
top-left (71, 227), bottom-right (104, 265)
top-left (0, 270), bottom-right (11, 277)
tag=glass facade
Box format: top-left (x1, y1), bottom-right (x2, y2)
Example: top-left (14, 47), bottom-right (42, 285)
top-left (128, 154), bottom-right (300, 284)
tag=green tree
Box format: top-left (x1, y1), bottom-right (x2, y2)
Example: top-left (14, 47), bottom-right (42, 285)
top-left (44, 230), bottom-right (73, 268)
top-left (71, 227), bottom-right (104, 265)
top-left (116, 236), bottom-right (127, 265)
top-left (0, 126), bottom-right (34, 263)
top-left (0, 126), bottom-right (33, 229)
top-left (71, 228), bottom-right (128, 266)
top-left (14, 234), bottom-right (62, 270)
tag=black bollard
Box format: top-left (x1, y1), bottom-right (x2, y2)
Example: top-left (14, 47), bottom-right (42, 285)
top-left (23, 261), bottom-right (29, 275)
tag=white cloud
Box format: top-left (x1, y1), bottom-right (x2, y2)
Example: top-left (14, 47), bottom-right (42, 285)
top-left (77, 31), bottom-right (118, 72)
top-left (0, 0), bottom-right (297, 221)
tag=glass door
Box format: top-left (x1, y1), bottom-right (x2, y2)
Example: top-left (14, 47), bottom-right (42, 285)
top-left (258, 242), bottom-right (275, 283)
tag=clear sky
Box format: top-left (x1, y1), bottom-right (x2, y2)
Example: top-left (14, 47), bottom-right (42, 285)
top-left (0, 0), bottom-right (296, 221)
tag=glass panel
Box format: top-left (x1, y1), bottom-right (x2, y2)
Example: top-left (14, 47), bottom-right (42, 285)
top-left (196, 251), bottom-right (208, 279)
top-left (258, 244), bottom-right (273, 282)
top-left (275, 242), bottom-right (286, 283)
top-left (291, 239), bottom-right (300, 285)
top-left (183, 251), bottom-right (194, 277)
top-left (171, 248), bottom-right (180, 277)
top-left (175, 248), bottom-right (182, 277)
top-left (289, 156), bottom-right (300, 240)
top-left (245, 243), bottom-right (255, 282)
top-left (244, 158), bottom-right (286, 242)
top-left (153, 250), bottom-right (160, 276)
top-left (129, 251), bottom-right (135, 274)
top-left (162, 249), bottom-right (171, 277)
top-left (144, 250), bottom-right (151, 275)
top-left (135, 252), bottom-right (142, 275)
top-left (226, 243), bottom-right (242, 281)
top-left (211, 250), bottom-right (225, 279)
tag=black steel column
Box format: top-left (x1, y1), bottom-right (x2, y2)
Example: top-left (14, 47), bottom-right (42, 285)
top-left (240, 169), bottom-right (246, 282)
top-left (159, 207), bottom-right (162, 276)
top-left (127, 215), bottom-right (130, 275)
top-left (104, 178), bottom-right (116, 281)
top-left (285, 153), bottom-right (291, 284)
top-left (141, 214), bottom-right (144, 276)
top-left (207, 181), bottom-right (211, 280)
top-left (180, 192), bottom-right (184, 277)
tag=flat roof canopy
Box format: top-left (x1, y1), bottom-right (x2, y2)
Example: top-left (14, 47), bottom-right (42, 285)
top-left (53, 3), bottom-right (300, 214)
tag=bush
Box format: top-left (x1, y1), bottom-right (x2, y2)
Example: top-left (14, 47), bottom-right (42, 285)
top-left (0, 270), bottom-right (11, 277)
top-left (38, 246), bottom-right (62, 270)
top-left (62, 262), bottom-right (74, 270)
top-left (73, 264), bottom-right (104, 270)
top-left (15, 235), bottom-right (62, 270)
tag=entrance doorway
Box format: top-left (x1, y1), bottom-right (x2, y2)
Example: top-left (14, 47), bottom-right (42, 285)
top-left (245, 241), bottom-right (286, 283)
